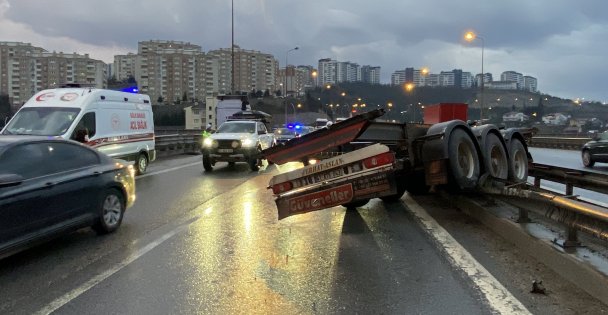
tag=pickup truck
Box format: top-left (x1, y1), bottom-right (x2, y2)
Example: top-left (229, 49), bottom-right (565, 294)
top-left (202, 120), bottom-right (274, 171)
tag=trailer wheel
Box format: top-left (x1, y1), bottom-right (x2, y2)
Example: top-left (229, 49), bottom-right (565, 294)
top-left (381, 178), bottom-right (407, 202)
top-left (342, 199), bottom-right (369, 209)
top-left (484, 133), bottom-right (508, 180)
top-left (203, 154), bottom-right (213, 172)
top-left (448, 128), bottom-right (480, 190)
top-left (508, 139), bottom-right (528, 182)
top-left (403, 172), bottom-right (430, 195)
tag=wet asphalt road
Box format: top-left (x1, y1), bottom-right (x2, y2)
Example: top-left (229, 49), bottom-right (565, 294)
top-left (1, 154), bottom-right (606, 314)
top-left (0, 157), bottom-right (492, 314)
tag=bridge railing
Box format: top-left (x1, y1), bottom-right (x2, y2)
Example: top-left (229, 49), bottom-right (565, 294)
top-left (528, 136), bottom-right (590, 150)
top-left (155, 134), bottom-right (202, 157)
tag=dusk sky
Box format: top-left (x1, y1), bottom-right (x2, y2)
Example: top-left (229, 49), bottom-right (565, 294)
top-left (1, 0), bottom-right (607, 103)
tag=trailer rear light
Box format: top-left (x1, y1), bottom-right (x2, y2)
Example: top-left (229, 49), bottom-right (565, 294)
top-left (272, 181), bottom-right (293, 194)
top-left (363, 152), bottom-right (394, 169)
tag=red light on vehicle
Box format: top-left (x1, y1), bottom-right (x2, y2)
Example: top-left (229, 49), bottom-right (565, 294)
top-left (363, 152), bottom-right (395, 169)
top-left (272, 181), bottom-right (293, 194)
top-left (352, 109), bottom-right (357, 113)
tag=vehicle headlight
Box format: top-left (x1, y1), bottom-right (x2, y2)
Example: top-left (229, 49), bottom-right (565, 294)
top-left (203, 138), bottom-right (214, 147)
top-left (241, 138), bottom-right (255, 147)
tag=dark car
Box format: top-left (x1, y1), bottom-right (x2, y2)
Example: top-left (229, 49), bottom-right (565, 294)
top-left (274, 128), bottom-right (298, 144)
top-left (582, 131), bottom-right (608, 167)
top-left (0, 136), bottom-right (136, 259)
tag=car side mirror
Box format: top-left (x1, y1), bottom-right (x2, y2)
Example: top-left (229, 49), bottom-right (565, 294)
top-left (0, 173), bottom-right (24, 188)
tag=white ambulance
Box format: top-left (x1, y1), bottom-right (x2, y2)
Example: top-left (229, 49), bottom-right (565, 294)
top-left (1, 88), bottom-right (156, 175)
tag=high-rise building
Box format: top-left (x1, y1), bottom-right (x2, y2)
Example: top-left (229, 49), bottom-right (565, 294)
top-left (0, 41), bottom-right (106, 111)
top-left (137, 40), bottom-right (206, 104)
top-left (113, 53), bottom-right (138, 81)
top-left (475, 73), bottom-right (493, 87)
top-left (391, 70), bottom-right (406, 86)
top-left (296, 65), bottom-right (317, 90)
top-left (461, 72), bottom-right (473, 88)
top-left (318, 58), bottom-right (337, 85)
top-left (523, 75), bottom-right (537, 92)
top-left (207, 46), bottom-right (278, 96)
top-left (501, 71), bottom-right (524, 89)
top-left (361, 66), bottom-right (380, 84)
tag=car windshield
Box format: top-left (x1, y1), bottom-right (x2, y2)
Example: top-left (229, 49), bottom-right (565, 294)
top-left (216, 122), bottom-right (256, 134)
top-left (274, 128), bottom-right (296, 136)
top-left (2, 107), bottom-right (80, 136)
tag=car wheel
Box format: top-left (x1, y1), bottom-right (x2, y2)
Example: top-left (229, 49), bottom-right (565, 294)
top-left (582, 150), bottom-right (595, 167)
top-left (203, 154), bottom-right (213, 172)
top-left (92, 189), bottom-right (125, 235)
top-left (135, 153), bottom-right (148, 175)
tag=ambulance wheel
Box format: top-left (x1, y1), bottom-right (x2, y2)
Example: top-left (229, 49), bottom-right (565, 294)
top-left (135, 153), bottom-right (148, 175)
top-left (203, 154), bottom-right (213, 172)
top-left (342, 199), bottom-right (369, 210)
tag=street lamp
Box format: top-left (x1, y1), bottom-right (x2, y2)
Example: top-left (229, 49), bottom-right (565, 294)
top-left (464, 30), bottom-right (485, 122)
top-left (285, 47), bottom-right (299, 97)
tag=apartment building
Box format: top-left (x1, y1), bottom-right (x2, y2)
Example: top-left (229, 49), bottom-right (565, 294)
top-left (318, 58), bottom-right (337, 85)
top-left (136, 40), bottom-right (206, 104)
top-left (207, 46), bottom-right (278, 96)
top-left (0, 41), bottom-right (106, 111)
top-left (361, 66), bottom-right (380, 84)
top-left (113, 53), bottom-right (138, 81)
top-left (391, 70), bottom-right (406, 85)
top-left (523, 75), bottom-right (538, 92)
top-left (501, 71), bottom-right (524, 89)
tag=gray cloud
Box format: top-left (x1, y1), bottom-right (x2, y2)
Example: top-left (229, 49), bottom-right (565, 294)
top-left (2, 0), bottom-right (608, 102)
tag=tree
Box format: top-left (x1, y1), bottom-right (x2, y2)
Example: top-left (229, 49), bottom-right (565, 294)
top-left (264, 89), bottom-right (270, 97)
top-left (157, 96), bottom-right (164, 104)
top-left (182, 92), bottom-right (188, 102)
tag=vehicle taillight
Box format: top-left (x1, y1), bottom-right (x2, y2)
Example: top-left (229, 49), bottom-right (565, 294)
top-left (272, 181), bottom-right (293, 194)
top-left (363, 152), bottom-right (395, 169)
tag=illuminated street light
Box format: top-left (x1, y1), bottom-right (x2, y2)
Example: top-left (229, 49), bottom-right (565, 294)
top-left (464, 30), bottom-right (485, 122)
top-left (341, 92), bottom-right (346, 97)
top-left (405, 83), bottom-right (414, 92)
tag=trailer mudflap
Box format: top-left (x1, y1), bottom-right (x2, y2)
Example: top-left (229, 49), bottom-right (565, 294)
top-left (262, 109), bottom-right (385, 165)
top-left (275, 170), bottom-right (396, 220)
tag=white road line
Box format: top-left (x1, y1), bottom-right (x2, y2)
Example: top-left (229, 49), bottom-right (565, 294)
top-left (35, 213), bottom-right (204, 315)
top-left (403, 195), bottom-right (531, 315)
top-left (137, 161), bottom-right (201, 179)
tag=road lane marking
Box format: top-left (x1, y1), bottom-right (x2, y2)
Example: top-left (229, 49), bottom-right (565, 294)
top-left (35, 213), bottom-right (204, 315)
top-left (403, 195), bottom-right (531, 315)
top-left (137, 160), bottom-right (201, 179)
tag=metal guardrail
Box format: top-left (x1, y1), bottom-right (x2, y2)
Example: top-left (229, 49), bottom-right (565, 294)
top-left (155, 134), bottom-right (202, 156)
top-left (482, 162), bottom-right (608, 246)
top-left (528, 136), bottom-right (590, 150)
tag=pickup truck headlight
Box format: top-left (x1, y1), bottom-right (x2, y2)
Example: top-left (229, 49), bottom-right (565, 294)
top-left (203, 138), bottom-right (214, 147)
top-left (241, 138), bottom-right (255, 147)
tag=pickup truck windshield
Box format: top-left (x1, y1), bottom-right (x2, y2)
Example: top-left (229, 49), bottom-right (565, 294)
top-left (2, 107), bottom-right (80, 136)
top-left (216, 122), bottom-right (256, 134)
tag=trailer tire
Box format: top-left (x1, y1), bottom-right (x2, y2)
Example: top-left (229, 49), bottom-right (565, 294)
top-left (508, 138), bottom-right (528, 182)
top-left (342, 199), bottom-right (369, 209)
top-left (203, 154), bottom-right (213, 172)
top-left (403, 172), bottom-right (430, 195)
top-left (484, 133), bottom-right (509, 180)
top-left (448, 128), bottom-right (480, 190)
top-left (381, 180), bottom-right (406, 202)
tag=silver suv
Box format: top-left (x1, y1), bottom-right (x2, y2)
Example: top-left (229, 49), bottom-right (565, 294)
top-left (202, 120), bottom-right (274, 171)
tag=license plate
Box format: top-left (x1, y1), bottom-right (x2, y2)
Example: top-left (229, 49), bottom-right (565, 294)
top-left (218, 149), bottom-right (233, 153)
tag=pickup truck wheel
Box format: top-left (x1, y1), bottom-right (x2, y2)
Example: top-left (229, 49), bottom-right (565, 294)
top-left (582, 150), bottom-right (595, 167)
top-left (135, 153), bottom-right (148, 175)
top-left (249, 146), bottom-right (261, 171)
top-left (448, 129), bottom-right (481, 190)
top-left (203, 154), bottom-right (213, 172)
top-left (508, 139), bottom-right (528, 182)
top-left (484, 133), bottom-right (508, 180)
top-left (92, 189), bottom-right (125, 235)
top-left (342, 199), bottom-right (369, 209)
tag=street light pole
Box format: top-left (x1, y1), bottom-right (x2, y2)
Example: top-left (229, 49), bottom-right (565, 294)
top-left (285, 47), bottom-right (299, 97)
top-left (465, 31), bottom-right (485, 122)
